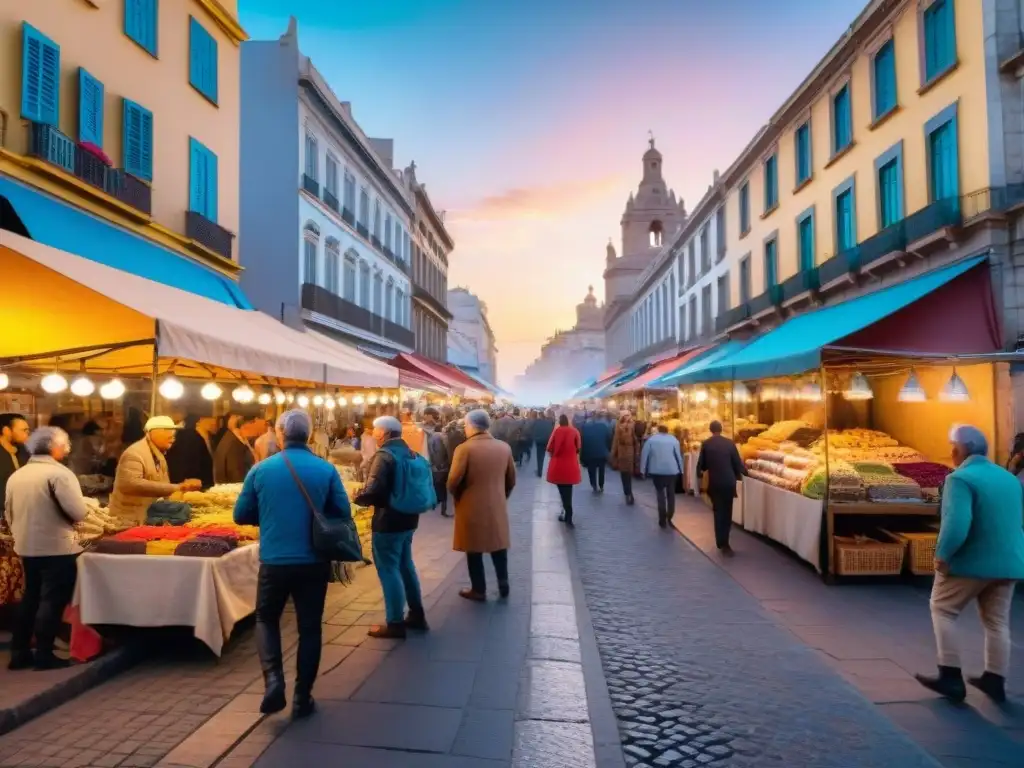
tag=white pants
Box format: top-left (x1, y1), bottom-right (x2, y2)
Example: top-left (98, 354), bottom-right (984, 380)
top-left (930, 572), bottom-right (1016, 677)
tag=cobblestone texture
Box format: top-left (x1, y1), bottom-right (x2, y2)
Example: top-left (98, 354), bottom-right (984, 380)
top-left (561, 482), bottom-right (941, 768)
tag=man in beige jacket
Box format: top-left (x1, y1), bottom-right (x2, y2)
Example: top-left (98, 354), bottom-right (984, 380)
top-left (108, 417), bottom-right (201, 526)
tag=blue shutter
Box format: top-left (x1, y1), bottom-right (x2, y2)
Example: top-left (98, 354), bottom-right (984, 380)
top-left (189, 17), bottom-right (218, 104)
top-left (123, 99), bottom-right (153, 181)
top-left (874, 41), bottom-right (897, 117)
top-left (189, 138), bottom-right (218, 222)
top-left (78, 68), bottom-right (104, 146)
top-left (836, 191), bottom-right (855, 252)
top-left (924, 0), bottom-right (956, 81)
top-left (765, 240), bottom-right (777, 288)
top-left (21, 23), bottom-right (60, 125)
top-left (795, 124), bottom-right (810, 183)
top-left (799, 216), bottom-right (814, 271)
top-left (834, 87), bottom-right (851, 151)
top-left (878, 160), bottom-right (901, 228)
top-left (125, 0), bottom-right (158, 56)
top-left (739, 183), bottom-right (749, 233)
top-left (930, 120), bottom-right (959, 201)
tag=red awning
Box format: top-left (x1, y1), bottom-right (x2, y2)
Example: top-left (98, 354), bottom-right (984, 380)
top-left (391, 353), bottom-right (491, 399)
top-left (612, 347), bottom-right (708, 394)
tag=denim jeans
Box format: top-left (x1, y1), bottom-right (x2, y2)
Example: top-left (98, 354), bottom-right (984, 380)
top-left (651, 474), bottom-right (677, 523)
top-left (372, 530), bottom-right (423, 624)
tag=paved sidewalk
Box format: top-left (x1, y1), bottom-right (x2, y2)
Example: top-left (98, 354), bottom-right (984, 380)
top-left (634, 481), bottom-right (1024, 767)
top-left (563, 478), bottom-right (943, 768)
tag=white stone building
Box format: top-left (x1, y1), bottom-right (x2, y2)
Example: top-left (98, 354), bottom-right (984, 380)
top-left (447, 287), bottom-right (498, 384)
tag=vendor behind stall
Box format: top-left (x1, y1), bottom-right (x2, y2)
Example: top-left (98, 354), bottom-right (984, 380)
top-left (213, 413), bottom-right (257, 485)
top-left (167, 414), bottom-right (216, 489)
top-left (0, 413), bottom-right (30, 516)
top-left (109, 417), bottom-right (201, 525)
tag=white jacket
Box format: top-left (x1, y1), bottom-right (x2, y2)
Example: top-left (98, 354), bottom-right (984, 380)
top-left (4, 456), bottom-right (88, 557)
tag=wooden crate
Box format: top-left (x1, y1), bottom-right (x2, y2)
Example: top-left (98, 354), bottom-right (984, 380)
top-left (833, 535), bottom-right (905, 576)
top-left (881, 529), bottom-right (938, 575)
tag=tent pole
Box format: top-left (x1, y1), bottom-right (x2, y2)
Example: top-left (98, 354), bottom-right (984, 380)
top-left (150, 324), bottom-right (159, 415)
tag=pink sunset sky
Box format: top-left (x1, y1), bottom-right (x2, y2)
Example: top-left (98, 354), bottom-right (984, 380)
top-left (241, 0), bottom-right (868, 387)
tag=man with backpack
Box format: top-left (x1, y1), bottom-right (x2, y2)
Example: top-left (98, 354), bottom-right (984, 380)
top-left (422, 407), bottom-right (451, 516)
top-left (354, 415), bottom-right (437, 639)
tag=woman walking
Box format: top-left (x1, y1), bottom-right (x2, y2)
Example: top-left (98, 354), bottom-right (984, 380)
top-left (610, 412), bottom-right (640, 505)
top-left (546, 414), bottom-right (581, 526)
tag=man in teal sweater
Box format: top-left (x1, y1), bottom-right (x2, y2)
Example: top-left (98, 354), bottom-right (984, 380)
top-left (916, 425), bottom-right (1024, 703)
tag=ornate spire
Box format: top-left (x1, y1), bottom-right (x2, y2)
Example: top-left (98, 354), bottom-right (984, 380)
top-left (606, 238), bottom-right (617, 262)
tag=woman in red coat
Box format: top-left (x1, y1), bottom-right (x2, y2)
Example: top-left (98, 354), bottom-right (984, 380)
top-left (546, 414), bottom-right (582, 526)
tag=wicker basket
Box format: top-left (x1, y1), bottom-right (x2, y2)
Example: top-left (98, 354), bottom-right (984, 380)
top-left (833, 535), bottom-right (905, 576)
top-left (881, 529), bottom-right (938, 575)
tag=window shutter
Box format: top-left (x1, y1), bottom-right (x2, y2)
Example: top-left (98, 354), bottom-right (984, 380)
top-left (206, 145), bottom-right (218, 222)
top-left (189, 17), bottom-right (218, 103)
top-left (126, 0), bottom-right (158, 56)
top-left (123, 99), bottom-right (153, 181)
top-left (189, 138), bottom-right (205, 215)
top-left (21, 24), bottom-right (60, 125)
top-left (78, 68), bottom-right (104, 146)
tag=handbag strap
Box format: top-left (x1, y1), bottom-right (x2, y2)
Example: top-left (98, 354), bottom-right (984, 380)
top-left (282, 452), bottom-right (319, 519)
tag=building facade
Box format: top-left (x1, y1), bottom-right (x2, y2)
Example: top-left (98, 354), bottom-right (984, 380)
top-left (603, 139), bottom-right (688, 365)
top-left (447, 287), bottom-right (498, 385)
top-left (515, 287), bottom-right (606, 404)
top-left (239, 20), bottom-right (414, 355)
top-left (0, 0), bottom-right (247, 303)
top-left (404, 161), bottom-right (453, 362)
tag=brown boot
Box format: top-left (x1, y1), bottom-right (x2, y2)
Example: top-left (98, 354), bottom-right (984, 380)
top-left (458, 588), bottom-right (486, 602)
top-left (367, 622), bottom-right (406, 639)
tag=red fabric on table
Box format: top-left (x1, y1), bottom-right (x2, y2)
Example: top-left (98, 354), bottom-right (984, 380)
top-left (112, 526), bottom-right (197, 542)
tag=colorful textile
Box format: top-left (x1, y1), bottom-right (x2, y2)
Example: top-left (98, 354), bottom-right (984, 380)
top-left (92, 539), bottom-right (147, 555)
top-left (194, 533), bottom-right (238, 551)
top-left (112, 526), bottom-right (196, 542)
top-left (0, 553), bottom-right (25, 605)
top-left (145, 540), bottom-right (182, 556)
top-left (174, 538), bottom-right (234, 558)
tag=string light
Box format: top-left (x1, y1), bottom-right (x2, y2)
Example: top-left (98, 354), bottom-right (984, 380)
top-left (232, 385), bottom-right (254, 404)
top-left (70, 375), bottom-right (95, 397)
top-left (337, 396), bottom-right (348, 407)
top-left (285, 393), bottom-right (295, 404)
top-left (368, 394), bottom-right (378, 405)
top-left (353, 395), bottom-right (365, 405)
top-left (313, 394), bottom-right (325, 407)
top-left (0, 372), bottom-right (8, 390)
top-left (273, 388), bottom-right (286, 405)
top-left (99, 378), bottom-right (126, 400)
top-left (159, 376), bottom-right (184, 400)
top-left (201, 382), bottom-right (222, 401)
top-left (258, 392), bottom-right (272, 405)
top-left (325, 397), bottom-right (336, 410)
top-left (297, 394), bottom-right (310, 408)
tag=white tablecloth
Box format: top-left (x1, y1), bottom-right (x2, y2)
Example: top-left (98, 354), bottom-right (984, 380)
top-left (741, 478), bottom-right (823, 571)
top-left (73, 544), bottom-right (260, 655)
top-left (686, 450), bottom-right (700, 494)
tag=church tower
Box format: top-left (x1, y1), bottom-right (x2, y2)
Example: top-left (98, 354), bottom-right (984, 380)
top-left (603, 137), bottom-right (687, 310)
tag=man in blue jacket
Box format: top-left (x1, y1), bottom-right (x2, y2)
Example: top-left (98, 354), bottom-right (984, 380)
top-left (580, 413), bottom-right (612, 492)
top-left (641, 424), bottom-right (684, 528)
top-left (915, 424), bottom-right (1024, 703)
top-left (234, 409), bottom-right (352, 719)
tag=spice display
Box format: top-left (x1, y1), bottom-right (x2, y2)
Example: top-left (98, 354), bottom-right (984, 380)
top-left (893, 462), bottom-right (952, 490)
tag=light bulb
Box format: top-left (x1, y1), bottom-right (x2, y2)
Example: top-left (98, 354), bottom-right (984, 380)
top-left (313, 394), bottom-right (324, 407)
top-left (0, 372), bottom-right (8, 390)
top-left (70, 375), bottom-right (95, 397)
top-left (337, 396), bottom-right (348, 407)
top-left (100, 378), bottom-right (126, 400)
top-left (325, 397), bottom-right (336, 410)
top-left (258, 392), bottom-right (272, 405)
top-left (273, 388), bottom-right (286, 405)
top-left (159, 376), bottom-right (184, 400)
top-left (41, 372), bottom-right (68, 394)
top-left (368, 394), bottom-right (378, 405)
top-left (353, 395), bottom-right (365, 405)
top-left (232, 385), bottom-right (254, 404)
top-left (297, 394), bottom-right (310, 408)
top-left (201, 382), bottom-right (222, 400)
top-left (285, 393), bottom-right (295, 404)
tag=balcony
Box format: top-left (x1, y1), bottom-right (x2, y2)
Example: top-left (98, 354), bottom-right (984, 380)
top-left (748, 284), bottom-right (783, 318)
top-left (302, 283), bottom-right (414, 348)
top-left (781, 267), bottom-right (819, 306)
top-left (29, 122), bottom-right (151, 215)
top-left (342, 207), bottom-right (355, 226)
top-left (356, 222), bottom-right (369, 239)
top-left (324, 189), bottom-right (340, 213)
top-left (858, 221), bottom-right (908, 273)
top-left (302, 174), bottom-right (319, 197)
top-left (818, 245), bottom-right (861, 291)
top-left (715, 303), bottom-right (751, 334)
top-left (371, 235), bottom-right (382, 250)
top-left (186, 210), bottom-right (235, 260)
top-left (904, 197), bottom-right (961, 252)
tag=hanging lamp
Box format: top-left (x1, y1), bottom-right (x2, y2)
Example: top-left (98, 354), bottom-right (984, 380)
top-left (0, 372), bottom-right (7, 390)
top-left (257, 392), bottom-right (272, 406)
top-left (201, 382), bottom-right (222, 401)
top-left (233, 384), bottom-right (254, 404)
top-left (273, 388), bottom-right (286, 405)
top-left (100, 378), bottom-right (126, 400)
top-left (940, 369), bottom-right (970, 402)
top-left (159, 376), bottom-right (184, 400)
top-left (843, 372), bottom-right (873, 401)
top-left (297, 394), bottom-right (310, 408)
top-left (70, 370), bottom-right (95, 397)
top-left (898, 370), bottom-right (927, 402)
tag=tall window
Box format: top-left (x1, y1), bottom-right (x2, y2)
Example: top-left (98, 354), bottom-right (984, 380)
top-left (700, 225), bottom-right (710, 272)
top-left (359, 188), bottom-right (369, 227)
top-left (832, 85), bottom-right (852, 154)
top-left (373, 272), bottom-right (383, 316)
top-left (928, 113), bottom-right (959, 201)
top-left (343, 253), bottom-right (356, 301)
top-left (359, 260), bottom-right (370, 307)
top-left (764, 237), bottom-right (778, 289)
top-left (717, 274), bottom-right (729, 317)
top-left (873, 40), bottom-right (897, 119)
top-left (687, 241), bottom-right (696, 286)
top-left (715, 207), bottom-right (726, 261)
top-left (878, 156), bottom-right (902, 228)
top-left (763, 154), bottom-right (778, 212)
top-left (324, 238), bottom-right (340, 293)
top-left (835, 186), bottom-right (856, 252)
top-left (385, 280), bottom-right (394, 322)
top-left (797, 213), bottom-right (814, 272)
top-left (373, 199), bottom-right (381, 241)
top-left (701, 285), bottom-right (712, 335)
top-left (739, 181), bottom-right (750, 235)
top-left (795, 122), bottom-right (812, 185)
top-left (304, 133), bottom-right (318, 181)
top-left (302, 221), bottom-right (319, 285)
top-left (325, 154), bottom-right (339, 200)
top-left (740, 256), bottom-right (751, 303)
top-left (687, 296), bottom-right (697, 342)
top-left (923, 0), bottom-right (956, 84)
top-left (396, 288), bottom-right (405, 327)
top-left (384, 213), bottom-right (392, 250)
top-left (343, 171), bottom-right (356, 212)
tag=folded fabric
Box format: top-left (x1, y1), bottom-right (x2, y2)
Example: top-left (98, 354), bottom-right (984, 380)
top-left (174, 539), bottom-right (233, 558)
top-left (194, 533), bottom-right (239, 550)
top-left (146, 500), bottom-right (192, 527)
top-left (145, 540), bottom-right (182, 556)
top-left (113, 526), bottom-right (196, 542)
top-left (92, 539), bottom-right (147, 555)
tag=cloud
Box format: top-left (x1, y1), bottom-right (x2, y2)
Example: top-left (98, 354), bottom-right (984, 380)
top-left (447, 174), bottom-right (627, 223)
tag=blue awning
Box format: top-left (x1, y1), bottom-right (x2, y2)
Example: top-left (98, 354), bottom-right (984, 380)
top-left (655, 340), bottom-right (748, 386)
top-left (676, 256), bottom-right (986, 384)
top-left (0, 177), bottom-right (251, 308)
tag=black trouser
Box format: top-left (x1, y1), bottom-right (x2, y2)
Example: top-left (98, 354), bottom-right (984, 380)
top-left (535, 443), bottom-right (547, 476)
top-left (619, 470), bottom-right (633, 498)
top-left (586, 463), bottom-right (605, 490)
top-left (12, 554), bottom-right (78, 663)
top-left (556, 483), bottom-right (574, 521)
top-left (467, 550), bottom-right (508, 593)
top-left (709, 489), bottom-right (735, 548)
top-left (255, 562), bottom-right (330, 697)
top-left (433, 471), bottom-right (448, 513)
top-left (651, 474), bottom-right (677, 524)
top-left (519, 440), bottom-right (532, 462)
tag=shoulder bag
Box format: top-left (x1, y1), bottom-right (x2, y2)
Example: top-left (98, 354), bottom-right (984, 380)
top-left (282, 454), bottom-right (363, 563)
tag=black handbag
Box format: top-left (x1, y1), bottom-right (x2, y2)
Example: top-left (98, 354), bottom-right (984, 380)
top-left (282, 454), bottom-right (363, 563)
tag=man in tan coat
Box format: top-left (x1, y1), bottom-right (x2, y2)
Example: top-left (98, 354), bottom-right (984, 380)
top-left (447, 409), bottom-right (515, 601)
top-left (109, 417), bottom-right (201, 525)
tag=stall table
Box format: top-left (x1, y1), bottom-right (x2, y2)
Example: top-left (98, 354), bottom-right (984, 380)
top-left (73, 544), bottom-right (259, 655)
top-left (740, 477), bottom-right (824, 572)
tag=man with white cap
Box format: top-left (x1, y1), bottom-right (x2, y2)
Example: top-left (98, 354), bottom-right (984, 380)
top-left (108, 416), bottom-right (202, 525)
top-left (915, 424), bottom-right (1024, 703)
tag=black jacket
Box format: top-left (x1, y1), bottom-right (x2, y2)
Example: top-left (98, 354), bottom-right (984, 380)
top-left (532, 417), bottom-right (555, 446)
top-left (0, 444), bottom-right (29, 513)
top-left (696, 434), bottom-right (746, 494)
top-left (166, 430), bottom-right (215, 489)
top-left (213, 431), bottom-right (254, 485)
top-left (354, 438), bottom-right (420, 534)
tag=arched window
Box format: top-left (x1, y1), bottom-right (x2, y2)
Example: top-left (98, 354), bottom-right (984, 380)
top-left (359, 260), bottom-right (370, 307)
top-left (373, 272), bottom-right (383, 316)
top-left (648, 220), bottom-right (664, 248)
top-left (324, 237), bottom-right (340, 294)
top-left (385, 278), bottom-right (395, 322)
top-left (343, 250), bottom-right (357, 302)
top-left (302, 221), bottom-right (320, 285)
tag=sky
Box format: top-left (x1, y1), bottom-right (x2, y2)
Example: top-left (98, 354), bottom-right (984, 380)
top-left (239, 0), bottom-right (870, 388)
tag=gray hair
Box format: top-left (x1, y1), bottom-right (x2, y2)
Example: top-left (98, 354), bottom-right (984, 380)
top-left (373, 415), bottom-right (402, 438)
top-left (279, 409), bottom-right (312, 445)
top-left (466, 409), bottom-right (490, 431)
top-left (950, 424), bottom-right (988, 457)
top-left (27, 426), bottom-right (70, 456)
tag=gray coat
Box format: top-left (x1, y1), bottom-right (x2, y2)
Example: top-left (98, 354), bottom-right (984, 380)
top-left (4, 456), bottom-right (88, 557)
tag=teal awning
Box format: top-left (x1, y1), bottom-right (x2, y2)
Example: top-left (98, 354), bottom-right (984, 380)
top-left (655, 340), bottom-right (748, 386)
top-left (0, 177), bottom-right (251, 308)
top-left (677, 256), bottom-right (986, 384)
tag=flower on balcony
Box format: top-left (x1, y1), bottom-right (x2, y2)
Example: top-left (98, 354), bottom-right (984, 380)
top-left (78, 141), bottom-right (112, 167)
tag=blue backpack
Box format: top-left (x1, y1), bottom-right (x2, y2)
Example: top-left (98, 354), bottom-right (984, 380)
top-left (383, 444), bottom-right (438, 514)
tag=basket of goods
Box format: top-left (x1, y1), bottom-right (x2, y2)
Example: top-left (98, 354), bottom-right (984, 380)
top-left (833, 534), bottom-right (905, 576)
top-left (880, 529), bottom-right (938, 575)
